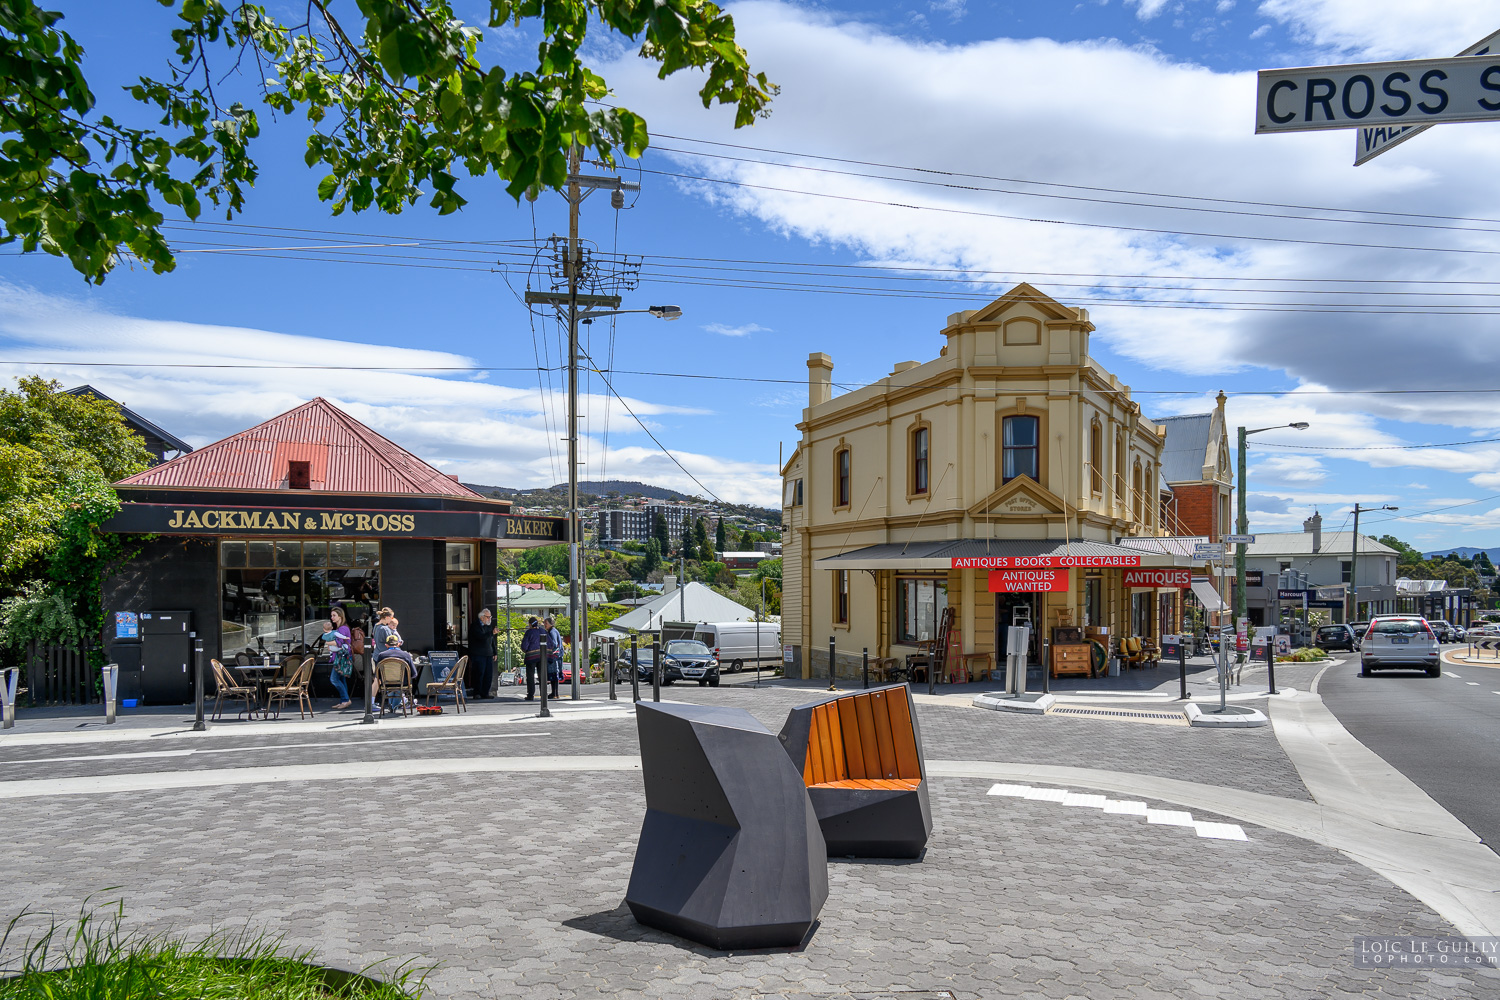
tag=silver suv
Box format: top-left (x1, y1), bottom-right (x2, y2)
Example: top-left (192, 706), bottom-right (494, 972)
top-left (1360, 616), bottom-right (1440, 677)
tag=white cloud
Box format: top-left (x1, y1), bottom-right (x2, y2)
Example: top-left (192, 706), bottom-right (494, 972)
top-left (1128, 0), bottom-right (1174, 20)
top-left (1257, 0), bottom-right (1500, 60)
top-left (0, 282), bottom-right (781, 505)
top-left (1252, 454), bottom-right (1327, 483)
top-left (702, 322), bottom-right (769, 337)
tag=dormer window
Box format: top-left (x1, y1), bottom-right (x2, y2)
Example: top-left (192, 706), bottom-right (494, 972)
top-left (288, 460), bottom-right (311, 490)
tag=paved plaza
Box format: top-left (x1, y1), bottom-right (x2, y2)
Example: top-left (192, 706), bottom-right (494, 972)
top-left (2, 663), bottom-right (1498, 998)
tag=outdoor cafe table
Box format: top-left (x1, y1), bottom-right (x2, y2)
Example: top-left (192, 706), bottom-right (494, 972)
top-left (232, 661), bottom-right (282, 719)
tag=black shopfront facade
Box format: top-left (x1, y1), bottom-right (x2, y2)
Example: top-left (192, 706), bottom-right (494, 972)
top-left (102, 486), bottom-right (565, 703)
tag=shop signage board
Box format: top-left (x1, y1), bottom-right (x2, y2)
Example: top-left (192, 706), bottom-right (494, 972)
top-left (1121, 567), bottom-right (1192, 589)
top-left (105, 502), bottom-right (567, 543)
top-left (988, 568), bottom-right (1070, 593)
top-left (1245, 570), bottom-right (1264, 587)
top-left (1257, 54), bottom-right (1500, 134)
top-left (1278, 589), bottom-right (1313, 601)
top-left (1354, 29), bottom-right (1500, 164)
top-left (114, 612), bottom-right (139, 639)
top-left (953, 554), bottom-right (1140, 569)
top-left (1315, 585), bottom-right (1347, 601)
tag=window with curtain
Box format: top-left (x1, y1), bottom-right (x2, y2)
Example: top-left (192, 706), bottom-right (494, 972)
top-left (834, 570), bottom-right (849, 624)
top-left (1089, 419), bottom-right (1103, 495)
top-left (912, 426), bottom-right (929, 495)
top-left (835, 447), bottom-right (851, 508)
top-left (1132, 462), bottom-right (1143, 522)
top-left (1002, 415), bottom-right (1039, 483)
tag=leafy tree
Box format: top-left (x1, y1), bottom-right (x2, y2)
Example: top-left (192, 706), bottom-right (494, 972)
top-left (678, 516), bottom-right (692, 557)
top-left (609, 580), bottom-right (644, 602)
top-left (516, 543), bottom-right (568, 580)
top-left (754, 556), bottom-right (782, 586)
top-left (1, 0), bottom-right (776, 284)
top-left (516, 571), bottom-right (559, 592)
top-left (693, 516), bottom-right (710, 561)
top-left (1477, 551), bottom-right (1495, 573)
top-left (1377, 534), bottom-right (1423, 568)
top-left (653, 511), bottom-right (670, 552)
top-left (641, 538), bottom-right (661, 575)
top-left (715, 517), bottom-right (727, 555)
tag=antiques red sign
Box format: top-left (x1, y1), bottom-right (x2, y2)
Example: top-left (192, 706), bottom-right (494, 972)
top-left (1121, 567), bottom-right (1192, 589)
top-left (988, 568), bottom-right (1070, 593)
top-left (955, 554), bottom-right (1141, 569)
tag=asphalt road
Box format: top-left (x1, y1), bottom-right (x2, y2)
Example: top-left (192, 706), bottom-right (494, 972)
top-left (1319, 647), bottom-right (1500, 848)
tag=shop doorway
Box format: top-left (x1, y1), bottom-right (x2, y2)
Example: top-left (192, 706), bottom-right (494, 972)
top-left (994, 593), bottom-right (1040, 662)
top-left (446, 578), bottom-right (480, 648)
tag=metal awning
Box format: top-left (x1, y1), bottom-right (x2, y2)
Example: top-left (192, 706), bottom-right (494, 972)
top-left (814, 538), bottom-right (1179, 571)
top-left (1190, 579), bottom-right (1229, 613)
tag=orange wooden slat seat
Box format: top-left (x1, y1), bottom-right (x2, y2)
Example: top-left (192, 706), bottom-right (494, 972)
top-left (800, 688), bottom-right (923, 790)
top-left (818, 778), bottom-right (921, 791)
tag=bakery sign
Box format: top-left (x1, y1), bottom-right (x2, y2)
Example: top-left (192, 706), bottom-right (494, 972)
top-left (1121, 567), bottom-right (1192, 589)
top-left (988, 568), bottom-right (1070, 593)
top-left (954, 554), bottom-right (1142, 569)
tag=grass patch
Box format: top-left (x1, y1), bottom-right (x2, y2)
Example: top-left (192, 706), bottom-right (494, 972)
top-left (0, 901), bottom-right (425, 999)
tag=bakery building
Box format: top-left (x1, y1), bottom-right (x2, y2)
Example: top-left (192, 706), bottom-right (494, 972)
top-left (101, 398), bottom-right (564, 703)
top-left (780, 284), bottom-right (1199, 682)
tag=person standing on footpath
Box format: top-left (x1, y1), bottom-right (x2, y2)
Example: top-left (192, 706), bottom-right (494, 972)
top-left (543, 616), bottom-right (564, 699)
top-left (321, 606), bottom-right (355, 710)
top-left (470, 608), bottom-right (497, 700)
top-left (520, 616), bottom-right (543, 701)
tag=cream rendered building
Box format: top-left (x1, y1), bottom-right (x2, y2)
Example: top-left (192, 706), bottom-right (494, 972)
top-left (781, 284), bottom-right (1181, 680)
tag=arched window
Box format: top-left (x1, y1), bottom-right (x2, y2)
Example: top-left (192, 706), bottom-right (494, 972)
top-left (1002, 415), bottom-right (1040, 483)
top-left (1089, 418), bottom-right (1103, 495)
top-left (1115, 431), bottom-right (1127, 503)
top-left (1132, 460), bottom-right (1144, 523)
top-left (834, 445), bottom-right (851, 509)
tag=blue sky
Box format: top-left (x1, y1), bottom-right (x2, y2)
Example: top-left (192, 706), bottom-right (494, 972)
top-left (3, 1), bottom-right (1500, 552)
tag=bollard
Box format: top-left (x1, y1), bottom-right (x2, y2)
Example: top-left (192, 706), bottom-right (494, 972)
top-left (191, 634), bottom-right (206, 732)
top-left (827, 636), bottom-right (837, 692)
top-left (608, 640), bottom-right (617, 702)
top-left (630, 634), bottom-right (640, 703)
top-left (862, 648), bottom-right (868, 690)
top-left (651, 635), bottom-right (661, 703)
top-left (102, 663), bottom-right (119, 725)
top-left (1, 667), bottom-right (17, 730)
top-left (1040, 639), bottom-right (1051, 695)
top-left (1178, 640), bottom-right (1188, 701)
top-left (361, 644), bottom-right (376, 725)
top-left (538, 637), bottom-right (551, 718)
top-left (1266, 635), bottom-right (1277, 696)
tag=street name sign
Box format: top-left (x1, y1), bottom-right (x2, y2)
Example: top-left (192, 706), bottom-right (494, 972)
top-left (1355, 29), bottom-right (1500, 164)
top-left (1193, 543), bottom-right (1225, 561)
top-left (1224, 534), bottom-right (1256, 545)
top-left (1257, 54), bottom-right (1500, 134)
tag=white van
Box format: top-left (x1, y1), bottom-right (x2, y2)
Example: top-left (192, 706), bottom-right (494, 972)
top-left (693, 621), bottom-right (781, 673)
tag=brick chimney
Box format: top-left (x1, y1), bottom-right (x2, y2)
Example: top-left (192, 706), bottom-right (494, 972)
top-left (808, 352), bottom-right (834, 408)
top-left (1303, 510), bottom-right (1323, 553)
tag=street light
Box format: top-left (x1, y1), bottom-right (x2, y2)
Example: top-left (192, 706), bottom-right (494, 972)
top-left (1236, 421), bottom-right (1311, 654)
top-left (1349, 503), bottom-right (1398, 623)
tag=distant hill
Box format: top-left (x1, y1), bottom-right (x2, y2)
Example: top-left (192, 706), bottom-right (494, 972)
top-left (461, 479), bottom-right (781, 526)
top-left (1422, 546), bottom-right (1500, 561)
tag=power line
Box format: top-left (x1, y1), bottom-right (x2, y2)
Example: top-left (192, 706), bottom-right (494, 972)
top-left (589, 366), bottom-right (723, 504)
top-left (1256, 437), bottom-right (1500, 451)
top-left (1361, 494), bottom-right (1500, 524)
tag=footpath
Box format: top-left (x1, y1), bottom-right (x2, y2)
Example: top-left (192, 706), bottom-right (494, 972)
top-left (0, 659), bottom-right (1496, 998)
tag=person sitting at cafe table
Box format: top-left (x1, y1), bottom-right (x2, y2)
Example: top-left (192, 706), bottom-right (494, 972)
top-left (373, 632), bottom-right (416, 709)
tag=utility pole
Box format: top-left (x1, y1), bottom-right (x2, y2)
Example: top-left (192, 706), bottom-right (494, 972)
top-left (567, 143), bottom-right (583, 701)
top-left (1347, 503), bottom-right (1397, 623)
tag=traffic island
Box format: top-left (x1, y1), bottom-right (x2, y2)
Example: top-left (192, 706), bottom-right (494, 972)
top-left (1184, 703), bottom-right (1268, 728)
top-left (972, 691), bottom-right (1056, 715)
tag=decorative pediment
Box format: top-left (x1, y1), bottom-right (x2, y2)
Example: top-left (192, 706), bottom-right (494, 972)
top-left (966, 283), bottom-right (1081, 325)
top-left (968, 477), bottom-right (1067, 517)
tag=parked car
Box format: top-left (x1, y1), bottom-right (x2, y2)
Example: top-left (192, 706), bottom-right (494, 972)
top-left (1427, 620), bottom-right (1458, 642)
top-left (612, 647), bottom-right (655, 684)
top-left (1360, 616), bottom-right (1441, 677)
top-left (659, 639), bottom-right (720, 687)
top-left (1315, 624), bottom-right (1359, 652)
top-left (692, 621), bottom-right (781, 673)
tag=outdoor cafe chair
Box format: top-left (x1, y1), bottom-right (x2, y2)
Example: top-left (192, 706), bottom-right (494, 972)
top-left (209, 658), bottom-right (260, 721)
top-left (266, 656), bottom-right (316, 720)
top-left (376, 657), bottom-right (414, 717)
top-left (423, 654), bottom-right (468, 713)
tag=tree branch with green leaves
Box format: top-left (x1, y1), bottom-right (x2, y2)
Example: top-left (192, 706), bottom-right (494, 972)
top-left (0, 0), bottom-right (775, 284)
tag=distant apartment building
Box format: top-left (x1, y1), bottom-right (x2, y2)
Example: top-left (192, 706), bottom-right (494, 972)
top-left (597, 503), bottom-right (707, 547)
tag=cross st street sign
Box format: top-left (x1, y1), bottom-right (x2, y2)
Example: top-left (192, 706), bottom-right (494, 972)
top-left (1257, 54), bottom-right (1500, 134)
top-left (1355, 29), bottom-right (1500, 164)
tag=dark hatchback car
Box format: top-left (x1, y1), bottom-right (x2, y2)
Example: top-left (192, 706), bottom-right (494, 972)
top-left (1315, 624), bottom-right (1360, 652)
top-left (659, 639), bottom-right (720, 687)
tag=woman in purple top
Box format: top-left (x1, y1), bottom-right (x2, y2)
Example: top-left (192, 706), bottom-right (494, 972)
top-left (321, 606), bottom-right (355, 709)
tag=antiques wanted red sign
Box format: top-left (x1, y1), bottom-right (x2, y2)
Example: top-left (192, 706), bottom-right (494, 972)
top-left (988, 568), bottom-right (1070, 593)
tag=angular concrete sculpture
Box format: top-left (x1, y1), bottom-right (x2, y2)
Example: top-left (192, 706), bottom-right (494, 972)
top-left (626, 702), bottom-right (829, 950)
top-left (778, 684), bottom-right (933, 859)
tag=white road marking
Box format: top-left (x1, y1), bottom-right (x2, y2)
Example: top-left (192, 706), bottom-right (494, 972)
top-left (986, 784), bottom-right (1246, 841)
top-left (1467, 682), bottom-right (1480, 686)
top-left (1444, 671), bottom-right (1462, 678)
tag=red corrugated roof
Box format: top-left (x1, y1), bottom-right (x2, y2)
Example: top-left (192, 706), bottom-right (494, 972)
top-left (118, 398), bottom-right (485, 499)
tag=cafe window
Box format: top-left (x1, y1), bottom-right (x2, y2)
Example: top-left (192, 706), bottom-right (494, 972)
top-left (834, 446), bottom-right (851, 509)
top-left (447, 542), bottom-right (477, 573)
top-left (1002, 415), bottom-right (1039, 483)
top-left (833, 570), bottom-right (849, 625)
top-left (220, 538), bottom-right (381, 661)
top-left (896, 577), bottom-right (948, 643)
top-left (910, 424), bottom-right (930, 497)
